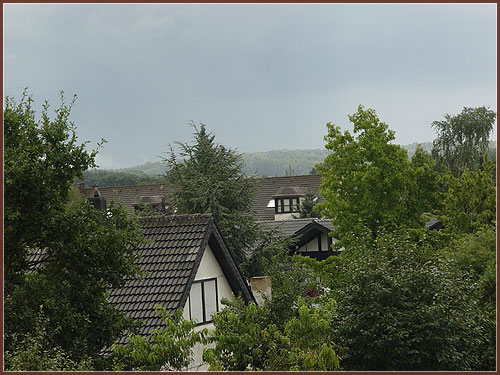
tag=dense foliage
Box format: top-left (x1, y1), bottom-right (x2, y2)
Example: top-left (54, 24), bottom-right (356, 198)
top-left (440, 158), bottom-right (496, 234)
top-left (113, 307), bottom-right (208, 371)
top-left (203, 252), bottom-right (338, 371)
top-left (5, 308), bottom-right (94, 371)
top-left (431, 106), bottom-right (496, 177)
top-left (204, 297), bottom-right (339, 371)
top-left (330, 230), bottom-right (491, 371)
top-left (4, 91), bottom-right (98, 292)
top-left (316, 105), bottom-right (443, 244)
top-left (4, 91), bottom-right (144, 366)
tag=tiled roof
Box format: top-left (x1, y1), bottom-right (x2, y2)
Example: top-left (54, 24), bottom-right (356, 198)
top-left (251, 175), bottom-right (324, 221)
top-left (108, 214), bottom-right (253, 345)
top-left (80, 184), bottom-right (170, 212)
top-left (259, 218), bottom-right (334, 237)
top-left (80, 175), bottom-right (324, 221)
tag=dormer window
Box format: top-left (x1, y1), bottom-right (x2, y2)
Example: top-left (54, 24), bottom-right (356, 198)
top-left (275, 197), bottom-right (300, 213)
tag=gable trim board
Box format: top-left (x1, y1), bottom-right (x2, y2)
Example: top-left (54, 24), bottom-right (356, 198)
top-left (208, 221), bottom-right (254, 302)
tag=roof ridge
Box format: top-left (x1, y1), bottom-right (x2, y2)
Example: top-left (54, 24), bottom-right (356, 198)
top-left (138, 213), bottom-right (213, 222)
top-left (257, 218), bottom-right (318, 223)
top-left (81, 183), bottom-right (166, 190)
top-left (256, 174), bottom-right (321, 181)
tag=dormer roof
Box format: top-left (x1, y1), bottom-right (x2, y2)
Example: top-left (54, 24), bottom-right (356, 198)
top-left (272, 186), bottom-right (307, 198)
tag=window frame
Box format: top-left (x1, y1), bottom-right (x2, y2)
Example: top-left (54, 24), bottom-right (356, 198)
top-left (274, 197), bottom-right (300, 214)
top-left (188, 277), bottom-right (219, 325)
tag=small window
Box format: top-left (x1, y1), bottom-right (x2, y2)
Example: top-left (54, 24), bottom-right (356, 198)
top-left (275, 197), bottom-right (300, 214)
top-left (188, 278), bottom-right (218, 324)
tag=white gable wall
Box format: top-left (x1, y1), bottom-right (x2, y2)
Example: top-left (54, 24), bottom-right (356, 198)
top-left (298, 233), bottom-right (338, 253)
top-left (182, 244), bottom-right (234, 371)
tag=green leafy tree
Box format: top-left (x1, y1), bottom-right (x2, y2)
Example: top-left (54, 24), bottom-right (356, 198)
top-left (4, 91), bottom-right (98, 293)
top-left (4, 91), bottom-right (144, 365)
top-left (260, 250), bottom-right (324, 327)
top-left (442, 225), bottom-right (496, 307)
top-left (332, 229), bottom-right (492, 371)
top-left (113, 307), bottom-right (208, 371)
top-left (5, 308), bottom-right (94, 371)
top-left (316, 105), bottom-right (442, 244)
top-left (6, 200), bottom-right (144, 363)
top-left (439, 219), bottom-right (496, 370)
top-left (440, 158), bottom-right (496, 234)
top-left (431, 106), bottom-right (496, 177)
top-left (204, 297), bottom-right (340, 371)
top-left (163, 123), bottom-right (265, 269)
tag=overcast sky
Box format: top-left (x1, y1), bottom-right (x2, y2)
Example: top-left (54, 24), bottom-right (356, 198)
top-left (4, 3), bottom-right (497, 169)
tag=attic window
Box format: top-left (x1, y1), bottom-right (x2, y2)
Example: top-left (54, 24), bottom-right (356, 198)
top-left (275, 197), bottom-right (300, 213)
top-left (189, 278), bottom-right (218, 325)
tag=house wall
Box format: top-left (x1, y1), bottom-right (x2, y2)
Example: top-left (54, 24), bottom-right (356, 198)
top-left (298, 233), bottom-right (338, 253)
top-left (182, 244), bottom-right (233, 371)
top-left (274, 212), bottom-right (297, 220)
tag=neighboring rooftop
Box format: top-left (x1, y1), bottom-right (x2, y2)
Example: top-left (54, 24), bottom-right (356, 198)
top-left (80, 174), bottom-right (324, 221)
top-left (259, 218), bottom-right (334, 237)
top-left (251, 175), bottom-right (324, 221)
top-left (80, 183), bottom-right (170, 213)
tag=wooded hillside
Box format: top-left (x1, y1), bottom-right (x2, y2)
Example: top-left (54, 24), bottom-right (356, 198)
top-left (79, 141), bottom-right (492, 187)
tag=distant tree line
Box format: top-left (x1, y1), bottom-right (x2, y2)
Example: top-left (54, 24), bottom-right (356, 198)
top-left (77, 142), bottom-right (495, 187)
top-left (76, 169), bottom-right (164, 187)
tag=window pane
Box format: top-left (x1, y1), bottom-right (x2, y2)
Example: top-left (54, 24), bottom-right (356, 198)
top-left (284, 199), bottom-right (290, 212)
top-left (190, 282), bottom-right (203, 323)
top-left (204, 279), bottom-right (218, 320)
top-left (276, 199), bottom-right (282, 213)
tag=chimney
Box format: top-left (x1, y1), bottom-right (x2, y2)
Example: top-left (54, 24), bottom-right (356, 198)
top-left (88, 186), bottom-right (107, 211)
top-left (250, 276), bottom-right (271, 306)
